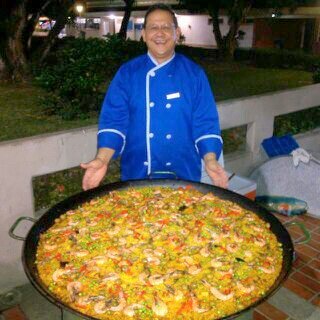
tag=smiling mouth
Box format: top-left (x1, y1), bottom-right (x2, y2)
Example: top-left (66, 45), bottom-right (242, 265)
top-left (154, 39), bottom-right (166, 44)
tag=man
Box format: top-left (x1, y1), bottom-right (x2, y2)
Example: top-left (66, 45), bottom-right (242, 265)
top-left (81, 3), bottom-right (228, 190)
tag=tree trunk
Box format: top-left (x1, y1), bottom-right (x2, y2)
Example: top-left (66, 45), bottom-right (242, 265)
top-left (209, 5), bottom-right (224, 50)
top-left (210, 0), bottom-right (253, 60)
top-left (1, 2), bottom-right (29, 81)
top-left (38, 12), bottom-right (69, 63)
top-left (118, 0), bottom-right (134, 39)
top-left (25, 0), bottom-right (52, 52)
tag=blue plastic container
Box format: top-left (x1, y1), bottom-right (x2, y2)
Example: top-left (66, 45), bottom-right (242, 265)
top-left (262, 135), bottom-right (299, 157)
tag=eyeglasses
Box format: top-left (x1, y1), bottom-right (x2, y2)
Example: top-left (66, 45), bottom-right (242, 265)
top-left (145, 23), bottom-right (175, 34)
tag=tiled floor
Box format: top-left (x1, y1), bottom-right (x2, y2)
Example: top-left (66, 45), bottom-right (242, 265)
top-left (253, 213), bottom-right (320, 320)
top-left (1, 213), bottom-right (319, 320)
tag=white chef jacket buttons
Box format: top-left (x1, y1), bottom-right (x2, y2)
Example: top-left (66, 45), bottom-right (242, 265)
top-left (144, 161), bottom-right (148, 166)
top-left (149, 133), bottom-right (154, 138)
top-left (166, 134), bottom-right (172, 139)
top-left (166, 162), bottom-right (172, 166)
top-left (166, 103), bottom-right (171, 109)
top-left (150, 71), bottom-right (155, 77)
top-left (149, 102), bottom-right (155, 108)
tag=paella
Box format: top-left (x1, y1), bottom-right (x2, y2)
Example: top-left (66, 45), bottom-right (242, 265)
top-left (36, 186), bottom-right (283, 319)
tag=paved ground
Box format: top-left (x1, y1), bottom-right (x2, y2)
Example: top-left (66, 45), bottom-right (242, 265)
top-left (1, 213), bottom-right (319, 320)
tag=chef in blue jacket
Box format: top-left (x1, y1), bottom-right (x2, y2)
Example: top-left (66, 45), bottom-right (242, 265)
top-left (81, 3), bottom-right (228, 190)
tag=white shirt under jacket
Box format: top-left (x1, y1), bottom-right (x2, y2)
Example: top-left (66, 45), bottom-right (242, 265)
top-left (97, 52), bottom-right (223, 182)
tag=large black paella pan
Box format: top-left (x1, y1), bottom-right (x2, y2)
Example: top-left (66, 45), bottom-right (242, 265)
top-left (10, 179), bottom-right (300, 319)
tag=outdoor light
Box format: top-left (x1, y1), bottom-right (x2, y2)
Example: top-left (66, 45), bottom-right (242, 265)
top-left (271, 13), bottom-right (276, 18)
top-left (109, 14), bottom-right (116, 20)
top-left (76, 4), bottom-right (84, 14)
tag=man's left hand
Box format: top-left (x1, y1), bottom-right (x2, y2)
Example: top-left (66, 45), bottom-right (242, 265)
top-left (204, 154), bottom-right (228, 189)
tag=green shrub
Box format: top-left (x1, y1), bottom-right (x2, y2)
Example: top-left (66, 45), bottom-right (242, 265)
top-left (274, 106), bottom-right (320, 136)
top-left (313, 69), bottom-right (320, 83)
top-left (34, 36), bottom-right (146, 120)
top-left (234, 48), bottom-right (320, 72)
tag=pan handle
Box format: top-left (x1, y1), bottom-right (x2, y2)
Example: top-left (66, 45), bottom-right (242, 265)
top-left (283, 221), bottom-right (311, 245)
top-left (9, 216), bottom-right (37, 241)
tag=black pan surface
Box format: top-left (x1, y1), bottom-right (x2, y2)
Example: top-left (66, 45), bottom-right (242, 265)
top-left (22, 179), bottom-right (294, 319)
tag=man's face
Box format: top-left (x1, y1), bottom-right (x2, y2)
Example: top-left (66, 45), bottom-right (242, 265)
top-left (142, 9), bottom-right (181, 64)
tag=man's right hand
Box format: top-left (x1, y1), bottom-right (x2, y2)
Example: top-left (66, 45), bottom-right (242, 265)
top-left (80, 158), bottom-right (108, 191)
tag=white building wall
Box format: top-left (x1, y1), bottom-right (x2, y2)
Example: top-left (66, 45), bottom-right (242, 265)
top-left (238, 23), bottom-right (254, 48)
top-left (82, 12), bottom-right (254, 48)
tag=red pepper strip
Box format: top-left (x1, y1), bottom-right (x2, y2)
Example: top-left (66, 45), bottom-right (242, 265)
top-left (158, 218), bottom-right (170, 226)
top-left (195, 220), bottom-right (204, 228)
top-left (185, 185), bottom-right (193, 190)
top-left (220, 273), bottom-right (232, 280)
top-left (62, 230), bottom-right (73, 237)
top-left (223, 288), bottom-right (232, 294)
top-left (229, 210), bottom-right (241, 216)
top-left (55, 253), bottom-right (62, 261)
top-left (177, 298), bottom-right (193, 315)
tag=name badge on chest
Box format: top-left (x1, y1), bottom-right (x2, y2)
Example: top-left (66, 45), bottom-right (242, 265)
top-left (166, 92), bottom-right (180, 100)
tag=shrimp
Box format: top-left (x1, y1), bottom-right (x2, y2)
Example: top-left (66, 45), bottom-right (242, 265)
top-left (205, 228), bottom-right (221, 242)
top-left (67, 281), bottom-right (83, 302)
top-left (218, 268), bottom-right (233, 277)
top-left (68, 219), bottom-right (79, 226)
top-left (90, 232), bottom-right (101, 240)
top-left (190, 291), bottom-right (209, 313)
top-left (179, 228), bottom-right (189, 236)
top-left (94, 301), bottom-right (108, 314)
top-left (148, 274), bottom-right (165, 285)
top-left (107, 226), bottom-right (120, 237)
top-left (259, 265), bottom-right (275, 274)
top-left (202, 280), bottom-right (234, 301)
top-left (78, 227), bottom-right (88, 235)
top-left (102, 273), bottom-right (119, 282)
top-left (188, 265), bottom-right (202, 275)
top-left (253, 226), bottom-right (264, 233)
top-left (143, 248), bottom-right (154, 257)
top-left (52, 269), bottom-right (66, 282)
top-left (226, 243), bottom-right (238, 253)
top-left (66, 210), bottom-right (76, 216)
top-left (244, 250), bottom-right (252, 258)
top-left (234, 232), bottom-right (244, 243)
top-left (254, 237), bottom-right (266, 247)
top-left (123, 304), bottom-right (144, 317)
top-left (200, 245), bottom-right (210, 257)
top-left (146, 256), bottom-right (160, 265)
top-left (73, 250), bottom-right (89, 257)
top-left (109, 291), bottom-right (126, 312)
top-left (152, 293), bottom-right (168, 317)
top-left (51, 226), bottom-right (71, 233)
top-left (210, 259), bottom-right (223, 268)
top-left (180, 256), bottom-right (195, 266)
top-left (237, 282), bottom-right (255, 293)
top-left (86, 219), bottom-right (98, 227)
top-left (193, 232), bottom-right (203, 243)
top-left (139, 272), bottom-right (149, 284)
top-left (106, 248), bottom-right (120, 260)
top-left (91, 255), bottom-right (108, 265)
top-left (154, 247), bottom-right (166, 257)
top-left (75, 296), bottom-right (90, 307)
top-left (118, 237), bottom-right (127, 246)
top-left (165, 285), bottom-right (184, 301)
top-left (43, 243), bottom-right (57, 251)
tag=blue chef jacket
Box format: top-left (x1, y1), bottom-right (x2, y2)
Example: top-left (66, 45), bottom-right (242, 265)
top-left (97, 52), bottom-right (223, 182)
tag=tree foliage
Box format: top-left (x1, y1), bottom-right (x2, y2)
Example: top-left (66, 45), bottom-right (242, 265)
top-left (180, 0), bottom-right (313, 59)
top-left (0, 0), bottom-right (76, 81)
